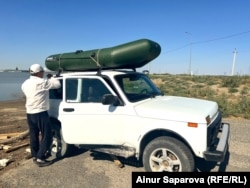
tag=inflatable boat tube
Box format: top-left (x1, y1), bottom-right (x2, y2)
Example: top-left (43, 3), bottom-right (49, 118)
top-left (45, 39), bottom-right (161, 71)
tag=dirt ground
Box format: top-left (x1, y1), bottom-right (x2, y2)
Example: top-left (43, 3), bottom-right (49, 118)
top-left (0, 100), bottom-right (31, 176)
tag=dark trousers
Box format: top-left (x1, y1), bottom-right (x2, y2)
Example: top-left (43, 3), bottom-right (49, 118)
top-left (27, 111), bottom-right (52, 160)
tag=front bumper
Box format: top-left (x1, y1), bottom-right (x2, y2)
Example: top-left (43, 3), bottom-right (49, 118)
top-left (203, 122), bottom-right (230, 162)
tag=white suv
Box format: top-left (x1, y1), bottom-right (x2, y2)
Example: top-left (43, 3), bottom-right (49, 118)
top-left (48, 69), bottom-right (230, 172)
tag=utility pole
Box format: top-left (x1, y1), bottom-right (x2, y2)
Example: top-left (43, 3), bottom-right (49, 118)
top-left (185, 32), bottom-right (192, 75)
top-left (231, 48), bottom-right (237, 76)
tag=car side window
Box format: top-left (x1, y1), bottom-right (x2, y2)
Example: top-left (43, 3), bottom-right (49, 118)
top-left (49, 79), bottom-right (63, 99)
top-left (66, 78), bottom-right (79, 102)
top-left (81, 78), bottom-right (111, 103)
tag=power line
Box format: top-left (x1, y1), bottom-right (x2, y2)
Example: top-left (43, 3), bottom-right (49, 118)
top-left (193, 30), bottom-right (250, 45)
top-left (164, 44), bottom-right (189, 53)
top-left (163, 30), bottom-right (250, 54)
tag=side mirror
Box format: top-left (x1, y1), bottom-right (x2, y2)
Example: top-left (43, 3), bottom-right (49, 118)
top-left (102, 94), bottom-right (120, 106)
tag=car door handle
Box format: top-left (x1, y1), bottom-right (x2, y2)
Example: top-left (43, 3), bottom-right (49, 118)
top-left (63, 108), bottom-right (75, 112)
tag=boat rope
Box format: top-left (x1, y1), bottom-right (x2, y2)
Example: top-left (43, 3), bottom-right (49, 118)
top-left (58, 53), bottom-right (64, 70)
top-left (90, 49), bottom-right (101, 67)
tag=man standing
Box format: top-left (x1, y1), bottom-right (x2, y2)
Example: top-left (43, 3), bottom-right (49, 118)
top-left (21, 64), bottom-right (61, 167)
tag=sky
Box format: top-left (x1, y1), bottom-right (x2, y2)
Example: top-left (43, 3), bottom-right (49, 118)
top-left (1, 0), bottom-right (250, 75)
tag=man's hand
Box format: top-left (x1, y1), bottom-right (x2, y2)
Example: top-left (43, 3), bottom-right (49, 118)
top-left (47, 74), bottom-right (53, 79)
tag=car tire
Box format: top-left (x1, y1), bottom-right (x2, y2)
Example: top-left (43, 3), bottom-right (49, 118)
top-left (50, 120), bottom-right (71, 159)
top-left (143, 136), bottom-right (195, 172)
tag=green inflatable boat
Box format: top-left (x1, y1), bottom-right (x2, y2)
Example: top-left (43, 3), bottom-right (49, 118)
top-left (45, 39), bottom-right (161, 71)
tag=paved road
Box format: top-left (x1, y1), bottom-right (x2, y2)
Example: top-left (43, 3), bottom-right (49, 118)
top-left (0, 118), bottom-right (249, 188)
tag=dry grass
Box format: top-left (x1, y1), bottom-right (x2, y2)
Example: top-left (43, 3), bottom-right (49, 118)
top-left (150, 74), bottom-right (250, 119)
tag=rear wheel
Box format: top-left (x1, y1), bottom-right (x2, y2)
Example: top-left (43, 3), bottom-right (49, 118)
top-left (143, 136), bottom-right (195, 172)
top-left (50, 121), bottom-right (70, 158)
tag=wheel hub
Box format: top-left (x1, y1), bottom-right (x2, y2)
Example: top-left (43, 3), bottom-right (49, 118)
top-left (162, 159), bottom-right (170, 167)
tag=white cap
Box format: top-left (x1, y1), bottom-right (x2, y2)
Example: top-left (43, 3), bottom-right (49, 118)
top-left (29, 64), bottom-right (44, 74)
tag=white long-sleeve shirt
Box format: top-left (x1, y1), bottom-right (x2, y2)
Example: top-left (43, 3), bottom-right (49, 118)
top-left (21, 75), bottom-right (61, 114)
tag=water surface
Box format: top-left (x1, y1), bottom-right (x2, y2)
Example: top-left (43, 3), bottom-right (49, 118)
top-left (0, 72), bottom-right (30, 101)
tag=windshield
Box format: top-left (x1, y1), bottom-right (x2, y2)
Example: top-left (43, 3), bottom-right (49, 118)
top-left (115, 73), bottom-right (163, 102)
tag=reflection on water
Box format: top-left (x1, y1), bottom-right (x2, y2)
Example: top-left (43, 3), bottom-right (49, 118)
top-left (0, 72), bottom-right (30, 101)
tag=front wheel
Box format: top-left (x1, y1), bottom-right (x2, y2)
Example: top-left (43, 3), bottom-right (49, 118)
top-left (50, 122), bottom-right (71, 159)
top-left (143, 136), bottom-right (195, 172)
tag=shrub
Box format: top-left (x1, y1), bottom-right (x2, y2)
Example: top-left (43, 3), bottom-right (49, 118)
top-left (151, 74), bottom-right (250, 119)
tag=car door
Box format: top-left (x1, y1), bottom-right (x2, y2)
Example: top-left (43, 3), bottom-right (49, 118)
top-left (59, 76), bottom-right (127, 145)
